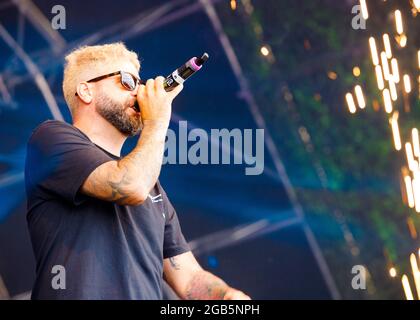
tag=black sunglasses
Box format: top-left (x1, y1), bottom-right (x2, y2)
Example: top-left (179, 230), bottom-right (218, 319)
top-left (75, 70), bottom-right (142, 96)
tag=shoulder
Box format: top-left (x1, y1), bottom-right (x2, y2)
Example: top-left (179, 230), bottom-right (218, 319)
top-left (28, 120), bottom-right (88, 145)
top-left (31, 120), bottom-right (79, 136)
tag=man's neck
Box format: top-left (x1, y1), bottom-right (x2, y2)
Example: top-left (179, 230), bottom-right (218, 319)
top-left (73, 116), bottom-right (127, 157)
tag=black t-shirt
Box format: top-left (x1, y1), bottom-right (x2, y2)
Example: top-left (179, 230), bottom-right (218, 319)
top-left (24, 120), bottom-right (190, 300)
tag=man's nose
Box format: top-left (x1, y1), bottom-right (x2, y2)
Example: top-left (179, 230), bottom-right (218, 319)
top-left (130, 88), bottom-right (137, 97)
top-left (130, 79), bottom-right (142, 97)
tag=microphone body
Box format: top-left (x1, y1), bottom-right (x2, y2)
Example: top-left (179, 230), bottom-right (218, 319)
top-left (163, 53), bottom-right (209, 92)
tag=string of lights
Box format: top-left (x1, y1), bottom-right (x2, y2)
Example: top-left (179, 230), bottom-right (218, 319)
top-left (345, 0), bottom-right (420, 300)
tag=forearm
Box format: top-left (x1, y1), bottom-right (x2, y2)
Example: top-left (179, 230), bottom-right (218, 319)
top-left (183, 270), bottom-right (230, 300)
top-left (117, 120), bottom-right (168, 199)
top-left (164, 252), bottom-right (251, 300)
top-left (80, 77), bottom-right (183, 206)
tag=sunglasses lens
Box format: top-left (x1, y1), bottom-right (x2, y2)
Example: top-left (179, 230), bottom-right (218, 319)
top-left (121, 72), bottom-right (137, 91)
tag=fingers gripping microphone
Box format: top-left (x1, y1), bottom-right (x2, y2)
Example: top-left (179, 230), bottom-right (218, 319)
top-left (134, 53), bottom-right (209, 112)
top-left (163, 52), bottom-right (209, 92)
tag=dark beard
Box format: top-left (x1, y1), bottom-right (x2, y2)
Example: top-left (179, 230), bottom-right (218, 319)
top-left (96, 92), bottom-right (142, 136)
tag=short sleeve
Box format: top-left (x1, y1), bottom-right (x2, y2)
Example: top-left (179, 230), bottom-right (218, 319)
top-left (26, 120), bottom-right (114, 205)
top-left (160, 185), bottom-right (191, 259)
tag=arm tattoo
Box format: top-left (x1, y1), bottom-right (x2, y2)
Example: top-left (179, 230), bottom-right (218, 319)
top-left (107, 168), bottom-right (133, 201)
top-left (169, 257), bottom-right (180, 270)
top-left (82, 123), bottom-right (167, 205)
top-left (84, 163), bottom-right (135, 203)
top-left (185, 271), bottom-right (229, 300)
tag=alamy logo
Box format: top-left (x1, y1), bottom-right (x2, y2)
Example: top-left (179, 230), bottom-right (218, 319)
top-left (51, 265), bottom-right (66, 290)
top-left (51, 5), bottom-right (66, 30)
top-left (163, 121), bottom-right (265, 176)
top-left (351, 5), bottom-right (366, 30)
top-left (351, 265), bottom-right (366, 290)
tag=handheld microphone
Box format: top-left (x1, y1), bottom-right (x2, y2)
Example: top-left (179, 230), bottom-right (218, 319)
top-left (163, 52), bottom-right (209, 92)
top-left (134, 53), bottom-right (209, 112)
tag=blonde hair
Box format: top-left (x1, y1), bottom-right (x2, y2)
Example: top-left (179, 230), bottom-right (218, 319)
top-left (62, 42), bottom-right (140, 116)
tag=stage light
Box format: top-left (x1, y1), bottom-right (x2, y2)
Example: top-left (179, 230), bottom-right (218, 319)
top-left (375, 65), bottom-right (385, 90)
top-left (418, 50), bottom-right (420, 69)
top-left (390, 111), bottom-right (401, 151)
top-left (404, 74), bottom-right (412, 93)
top-left (395, 10), bottom-right (403, 34)
top-left (354, 85), bottom-right (366, 109)
top-left (230, 0), bottom-right (237, 10)
top-left (382, 89), bottom-right (393, 113)
top-left (390, 58), bottom-right (400, 83)
top-left (405, 175), bottom-right (415, 208)
top-left (413, 169), bottom-right (420, 204)
top-left (413, 128), bottom-right (420, 158)
top-left (353, 66), bottom-right (361, 77)
top-left (389, 79), bottom-right (398, 101)
top-left (372, 99), bottom-right (380, 112)
top-left (407, 217), bottom-right (418, 238)
top-left (402, 275), bottom-right (414, 300)
top-left (383, 34), bottom-right (392, 59)
top-left (328, 71), bottom-right (337, 80)
top-left (397, 34), bottom-right (407, 47)
top-left (389, 267), bottom-right (397, 278)
top-left (260, 46), bottom-right (269, 56)
top-left (406, 142), bottom-right (417, 171)
top-left (369, 37), bottom-right (379, 66)
top-left (360, 0), bottom-right (369, 20)
top-left (412, 176), bottom-right (420, 212)
top-left (410, 254), bottom-right (420, 299)
top-left (345, 93), bottom-right (357, 113)
top-left (380, 52), bottom-right (391, 80)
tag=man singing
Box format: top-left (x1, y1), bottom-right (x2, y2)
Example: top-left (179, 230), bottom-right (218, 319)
top-left (25, 42), bottom-right (250, 300)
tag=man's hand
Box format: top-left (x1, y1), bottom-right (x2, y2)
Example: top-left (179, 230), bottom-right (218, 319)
top-left (137, 76), bottom-right (183, 126)
top-left (223, 287), bottom-right (251, 300)
top-left (163, 252), bottom-right (252, 300)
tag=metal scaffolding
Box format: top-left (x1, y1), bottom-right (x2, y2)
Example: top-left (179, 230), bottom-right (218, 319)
top-left (0, 0), bottom-right (340, 299)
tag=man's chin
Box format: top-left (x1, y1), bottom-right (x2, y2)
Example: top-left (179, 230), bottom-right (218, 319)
top-left (126, 124), bottom-right (143, 137)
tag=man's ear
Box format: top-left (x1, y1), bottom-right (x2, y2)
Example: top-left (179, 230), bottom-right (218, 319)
top-left (76, 82), bottom-right (93, 104)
